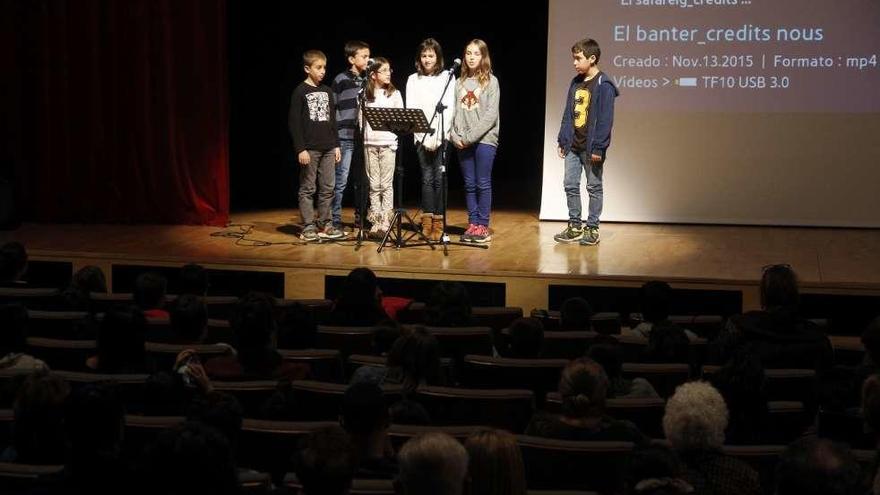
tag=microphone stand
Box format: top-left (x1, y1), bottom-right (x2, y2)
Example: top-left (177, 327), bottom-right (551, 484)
top-left (421, 64), bottom-right (488, 255)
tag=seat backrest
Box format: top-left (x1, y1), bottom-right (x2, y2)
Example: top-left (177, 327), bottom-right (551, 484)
top-left (290, 380), bottom-right (404, 421)
top-left (283, 473), bottom-right (395, 495)
top-left (386, 424), bottom-right (483, 451)
top-left (722, 444), bottom-right (785, 493)
top-left (239, 419), bottom-right (336, 483)
top-left (25, 337), bottom-right (96, 371)
top-left (544, 394), bottom-right (666, 439)
top-left (144, 341), bottom-right (232, 371)
top-left (0, 287), bottom-right (61, 310)
top-left (766, 401), bottom-right (810, 445)
top-left (414, 385), bottom-right (534, 433)
top-left (517, 435), bottom-right (633, 492)
top-left (425, 326), bottom-right (493, 359)
top-left (316, 326), bottom-right (375, 357)
top-left (25, 310), bottom-right (97, 339)
top-left (461, 355), bottom-right (566, 404)
top-left (470, 307), bottom-right (524, 332)
top-left (539, 331), bottom-right (599, 359)
top-left (621, 362), bottom-right (691, 399)
top-left (123, 415), bottom-right (185, 458)
top-left (278, 349), bottom-right (343, 383)
top-left (0, 462), bottom-right (64, 491)
top-left (818, 408), bottom-right (874, 449)
top-left (703, 366), bottom-right (817, 403)
top-left (212, 380), bottom-right (282, 417)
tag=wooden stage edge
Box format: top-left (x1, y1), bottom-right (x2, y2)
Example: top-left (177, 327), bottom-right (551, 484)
top-left (5, 208), bottom-right (880, 313)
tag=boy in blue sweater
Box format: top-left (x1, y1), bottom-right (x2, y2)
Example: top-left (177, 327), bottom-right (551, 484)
top-left (554, 38), bottom-right (619, 246)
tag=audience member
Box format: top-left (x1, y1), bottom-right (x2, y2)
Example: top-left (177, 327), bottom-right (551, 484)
top-left (663, 381), bottom-right (760, 495)
top-left (425, 281), bottom-right (472, 327)
top-left (526, 358), bottom-right (648, 444)
top-left (464, 429), bottom-right (527, 495)
top-left (341, 382), bottom-right (397, 478)
top-left (134, 272), bottom-right (169, 319)
top-left (587, 343), bottom-right (658, 398)
top-left (559, 296), bottom-right (593, 332)
top-left (775, 438), bottom-right (861, 495)
top-left (397, 432), bottom-right (469, 495)
top-left (0, 303), bottom-right (48, 372)
top-left (294, 425), bottom-right (358, 495)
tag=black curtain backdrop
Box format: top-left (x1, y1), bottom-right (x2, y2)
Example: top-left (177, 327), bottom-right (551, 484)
top-left (1, 0), bottom-right (229, 225)
top-left (227, 1), bottom-right (549, 212)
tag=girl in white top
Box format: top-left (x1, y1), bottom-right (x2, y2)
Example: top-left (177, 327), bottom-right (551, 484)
top-left (405, 38), bottom-right (455, 241)
top-left (363, 57), bottom-right (404, 236)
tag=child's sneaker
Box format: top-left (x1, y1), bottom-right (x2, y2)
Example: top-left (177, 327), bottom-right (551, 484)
top-left (319, 224), bottom-right (345, 240)
top-left (554, 223), bottom-right (583, 243)
top-left (460, 223), bottom-right (478, 242)
top-left (579, 226), bottom-right (600, 246)
top-left (300, 224), bottom-right (319, 241)
top-left (470, 225), bottom-right (492, 243)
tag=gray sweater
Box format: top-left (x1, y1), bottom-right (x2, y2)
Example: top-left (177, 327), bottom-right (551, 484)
top-left (451, 74), bottom-right (500, 147)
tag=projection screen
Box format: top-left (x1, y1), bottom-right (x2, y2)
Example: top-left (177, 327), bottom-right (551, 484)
top-left (539, 0), bottom-right (880, 227)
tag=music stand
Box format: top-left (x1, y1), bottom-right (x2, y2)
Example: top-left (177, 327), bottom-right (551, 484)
top-left (362, 107), bottom-right (436, 253)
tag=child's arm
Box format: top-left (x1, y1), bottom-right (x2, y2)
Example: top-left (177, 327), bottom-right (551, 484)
top-left (462, 77), bottom-right (500, 145)
top-left (591, 82), bottom-right (616, 162)
top-left (288, 89), bottom-right (309, 165)
top-left (329, 89), bottom-right (341, 163)
top-left (441, 76), bottom-right (456, 142)
top-left (558, 82), bottom-right (574, 158)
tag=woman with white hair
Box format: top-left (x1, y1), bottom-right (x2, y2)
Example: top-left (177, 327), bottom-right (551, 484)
top-left (663, 381), bottom-right (761, 495)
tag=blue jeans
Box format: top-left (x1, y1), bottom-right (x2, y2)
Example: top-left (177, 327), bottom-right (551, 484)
top-left (563, 150), bottom-right (604, 228)
top-left (417, 144), bottom-right (444, 214)
top-left (458, 143), bottom-right (497, 226)
top-left (332, 139), bottom-right (355, 226)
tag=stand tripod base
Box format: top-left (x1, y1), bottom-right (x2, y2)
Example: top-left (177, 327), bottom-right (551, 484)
top-left (377, 208), bottom-right (436, 253)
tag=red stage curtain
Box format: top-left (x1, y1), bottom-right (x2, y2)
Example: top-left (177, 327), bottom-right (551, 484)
top-left (1, 0), bottom-right (229, 225)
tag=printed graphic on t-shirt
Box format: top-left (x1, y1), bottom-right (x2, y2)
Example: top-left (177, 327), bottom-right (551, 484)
top-left (461, 78), bottom-right (480, 110)
top-left (306, 92), bottom-right (330, 122)
top-left (574, 87), bottom-right (591, 129)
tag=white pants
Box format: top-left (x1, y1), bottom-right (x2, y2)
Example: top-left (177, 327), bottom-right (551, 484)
top-left (365, 145), bottom-right (395, 228)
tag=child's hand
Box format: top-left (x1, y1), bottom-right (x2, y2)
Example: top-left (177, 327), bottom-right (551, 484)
top-left (298, 150), bottom-right (310, 166)
top-left (557, 146), bottom-right (566, 158)
top-left (591, 153), bottom-right (602, 163)
top-left (334, 147), bottom-right (341, 163)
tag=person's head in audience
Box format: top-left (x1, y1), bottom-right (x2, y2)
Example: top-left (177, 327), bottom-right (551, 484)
top-left (389, 399), bottom-right (431, 425)
top-left (387, 326), bottom-right (442, 391)
top-left (626, 445), bottom-right (692, 495)
top-left (70, 265), bottom-right (108, 294)
top-left (233, 291), bottom-right (279, 371)
top-left (760, 263), bottom-right (799, 310)
top-left (465, 429), bottom-right (527, 495)
top-left (145, 421), bottom-right (239, 495)
top-left (663, 381), bottom-right (727, 453)
top-left (640, 281), bottom-right (672, 324)
top-left (397, 432), bottom-right (469, 495)
top-left (0, 241), bottom-right (28, 283)
top-left (861, 317), bottom-right (880, 366)
top-left (861, 374), bottom-right (880, 445)
top-left (170, 294), bottom-right (208, 342)
top-left (277, 301), bottom-right (318, 349)
top-left (643, 322), bottom-right (690, 363)
top-left (61, 265), bottom-right (108, 311)
top-left (332, 267), bottom-right (388, 326)
top-left (587, 343), bottom-right (627, 397)
top-left (134, 272), bottom-right (168, 312)
top-left (0, 303), bottom-right (29, 357)
top-left (709, 350), bottom-right (767, 443)
top-left (94, 308), bottom-right (147, 373)
top-left (342, 382), bottom-right (390, 461)
top-left (506, 317), bottom-right (544, 358)
top-left (12, 371), bottom-right (70, 464)
top-left (560, 297), bottom-right (593, 331)
top-left (775, 438), bottom-right (861, 495)
top-left (294, 425), bottom-right (358, 495)
top-left (65, 383), bottom-right (125, 463)
top-left (179, 263), bottom-right (209, 296)
top-left (372, 320), bottom-right (402, 355)
top-left (558, 357), bottom-right (609, 420)
top-left (187, 391), bottom-right (243, 451)
top-left (426, 281), bottom-right (472, 327)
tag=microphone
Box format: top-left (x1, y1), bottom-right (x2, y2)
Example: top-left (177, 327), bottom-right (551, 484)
top-left (449, 58), bottom-right (462, 73)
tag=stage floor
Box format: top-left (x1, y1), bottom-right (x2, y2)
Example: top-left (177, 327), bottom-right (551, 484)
top-left (4, 208), bottom-right (880, 310)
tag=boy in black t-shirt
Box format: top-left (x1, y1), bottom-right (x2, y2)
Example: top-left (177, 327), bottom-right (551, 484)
top-left (288, 50), bottom-right (344, 241)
